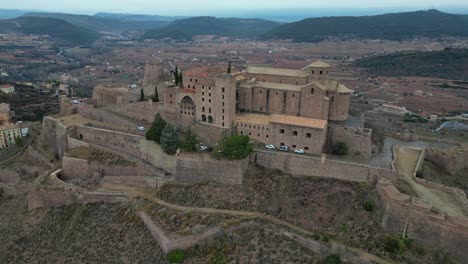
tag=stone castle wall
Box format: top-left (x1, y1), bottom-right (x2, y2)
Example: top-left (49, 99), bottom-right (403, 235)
top-left (425, 146), bottom-right (468, 175)
top-left (377, 178), bottom-right (468, 262)
top-left (252, 151), bottom-right (383, 183)
top-left (328, 123), bottom-right (372, 158)
top-left (61, 157), bottom-right (154, 180)
top-left (104, 100), bottom-right (163, 123)
top-left (174, 153), bottom-right (249, 185)
top-left (43, 116), bottom-right (70, 159)
top-left (72, 125), bottom-right (177, 174)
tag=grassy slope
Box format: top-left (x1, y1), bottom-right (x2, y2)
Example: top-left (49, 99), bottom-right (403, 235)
top-left (143, 16), bottom-right (280, 40)
top-left (263, 10), bottom-right (468, 42)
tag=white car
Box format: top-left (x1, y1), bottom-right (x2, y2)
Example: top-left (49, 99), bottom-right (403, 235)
top-left (265, 144), bottom-right (276, 150)
top-left (200, 144), bottom-right (208, 151)
top-left (278, 146), bottom-right (289, 152)
top-left (137, 126), bottom-right (145, 131)
top-left (72, 99), bottom-right (79, 104)
top-left (294, 149), bottom-right (305, 154)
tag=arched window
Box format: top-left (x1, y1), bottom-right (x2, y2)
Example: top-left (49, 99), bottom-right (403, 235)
top-left (311, 88), bottom-right (315, 94)
top-left (208, 116), bottom-right (214, 124)
top-left (202, 106), bottom-right (205, 112)
top-left (201, 114), bottom-right (207, 122)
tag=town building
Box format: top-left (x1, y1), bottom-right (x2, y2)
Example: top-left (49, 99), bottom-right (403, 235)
top-left (0, 84), bottom-right (15, 94)
top-left (0, 123), bottom-right (21, 149)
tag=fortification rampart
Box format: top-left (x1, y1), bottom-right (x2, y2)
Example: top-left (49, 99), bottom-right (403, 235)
top-left (78, 103), bottom-right (138, 128)
top-left (175, 153), bottom-right (249, 185)
top-left (72, 125), bottom-right (177, 174)
top-left (61, 157), bottom-right (154, 180)
top-left (251, 150), bottom-right (396, 184)
top-left (104, 100), bottom-right (163, 123)
top-left (377, 177), bottom-right (468, 261)
top-left (328, 123), bottom-right (372, 158)
top-left (425, 145), bottom-right (468, 175)
top-left (43, 116), bottom-right (70, 159)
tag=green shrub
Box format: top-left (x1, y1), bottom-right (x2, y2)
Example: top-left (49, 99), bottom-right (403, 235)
top-left (215, 134), bottom-right (253, 160)
top-left (338, 224), bottom-right (347, 233)
top-left (181, 129), bottom-right (199, 152)
top-left (145, 113), bottom-right (167, 143)
top-left (332, 142), bottom-right (348, 156)
top-left (362, 200), bottom-right (374, 212)
top-left (166, 249), bottom-right (187, 263)
top-left (160, 124), bottom-right (179, 155)
top-left (322, 236), bottom-right (330, 242)
top-left (384, 237), bottom-right (400, 253)
top-left (324, 254), bottom-right (341, 264)
top-left (15, 137), bottom-right (24, 147)
top-left (312, 233), bottom-right (321, 240)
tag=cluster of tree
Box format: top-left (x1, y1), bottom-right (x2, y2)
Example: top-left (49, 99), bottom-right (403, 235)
top-left (355, 48), bottom-right (468, 81)
top-left (145, 114), bottom-right (199, 155)
top-left (262, 10), bottom-right (468, 42)
top-left (403, 113), bottom-right (428, 123)
top-left (214, 134), bottom-right (253, 160)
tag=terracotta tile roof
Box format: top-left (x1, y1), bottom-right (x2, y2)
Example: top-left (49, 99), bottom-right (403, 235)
top-left (253, 81), bottom-right (304, 91)
top-left (272, 59), bottom-right (310, 70)
top-left (184, 66), bottom-right (226, 78)
top-left (314, 80), bottom-right (351, 93)
top-left (246, 66), bottom-right (307, 78)
top-left (235, 113), bottom-right (327, 129)
top-left (303, 60), bottom-right (331, 69)
top-left (270, 114), bottom-right (327, 129)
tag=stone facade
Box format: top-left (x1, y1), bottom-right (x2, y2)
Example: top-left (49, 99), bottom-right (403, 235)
top-left (142, 60), bottom-right (368, 155)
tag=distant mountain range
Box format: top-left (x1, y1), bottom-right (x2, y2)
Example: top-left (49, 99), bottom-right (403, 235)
top-left (94, 12), bottom-right (187, 22)
top-left (0, 17), bottom-right (101, 45)
top-left (2, 9), bottom-right (468, 45)
top-left (23, 12), bottom-right (171, 33)
top-left (262, 10), bottom-right (468, 42)
top-left (142, 16), bottom-right (280, 40)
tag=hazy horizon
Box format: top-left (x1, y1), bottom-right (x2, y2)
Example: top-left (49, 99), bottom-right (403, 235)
top-left (1, 0), bottom-right (468, 17)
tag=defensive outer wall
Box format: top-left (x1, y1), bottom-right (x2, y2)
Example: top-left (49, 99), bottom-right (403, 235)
top-left (39, 112), bottom-right (468, 261)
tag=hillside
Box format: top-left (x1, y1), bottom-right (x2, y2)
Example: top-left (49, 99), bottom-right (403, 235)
top-left (263, 9), bottom-right (468, 42)
top-left (23, 12), bottom-right (169, 33)
top-left (355, 48), bottom-right (468, 80)
top-left (0, 17), bottom-right (101, 45)
top-left (143, 16), bottom-right (280, 40)
top-left (95, 12), bottom-right (186, 22)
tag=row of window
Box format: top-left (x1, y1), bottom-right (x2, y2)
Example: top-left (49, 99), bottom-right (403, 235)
top-left (279, 129), bottom-right (312, 138)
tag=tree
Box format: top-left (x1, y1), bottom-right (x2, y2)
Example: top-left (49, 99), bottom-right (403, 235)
top-left (145, 113), bottom-right (167, 143)
top-left (15, 137), bottom-right (24, 147)
top-left (140, 88), bottom-right (145, 101)
top-left (215, 134), bottom-right (253, 159)
top-left (181, 129), bottom-right (199, 152)
top-left (152, 85), bottom-right (159, 102)
top-left (160, 124), bottom-right (179, 155)
top-left (332, 141), bottom-right (348, 156)
top-left (178, 71), bottom-right (183, 86)
top-left (173, 66), bottom-right (179, 85)
top-left (227, 60), bottom-right (232, 73)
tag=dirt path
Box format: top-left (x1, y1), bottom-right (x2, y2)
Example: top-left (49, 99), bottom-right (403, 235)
top-left (394, 146), bottom-right (466, 217)
top-left (101, 185), bottom-right (393, 264)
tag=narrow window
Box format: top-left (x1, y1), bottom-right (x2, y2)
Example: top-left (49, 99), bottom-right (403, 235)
top-left (292, 131), bottom-right (298, 136)
top-left (306, 133), bottom-right (311, 138)
top-left (280, 129), bottom-right (285, 134)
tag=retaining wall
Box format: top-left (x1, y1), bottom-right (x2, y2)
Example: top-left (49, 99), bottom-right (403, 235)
top-left (175, 153), bottom-right (249, 185)
top-left (252, 151), bottom-right (379, 183)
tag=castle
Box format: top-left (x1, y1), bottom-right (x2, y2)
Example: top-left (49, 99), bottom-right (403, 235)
top-left (153, 61), bottom-right (371, 156)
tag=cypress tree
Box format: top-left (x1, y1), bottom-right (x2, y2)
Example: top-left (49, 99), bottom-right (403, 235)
top-left (140, 88), bottom-right (145, 101)
top-left (153, 85), bottom-right (159, 102)
top-left (227, 61), bottom-right (232, 73)
top-left (173, 66), bottom-right (179, 85)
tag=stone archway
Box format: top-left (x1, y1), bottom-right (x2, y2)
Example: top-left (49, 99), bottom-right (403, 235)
top-left (207, 115), bottom-right (214, 124)
top-left (180, 96), bottom-right (195, 116)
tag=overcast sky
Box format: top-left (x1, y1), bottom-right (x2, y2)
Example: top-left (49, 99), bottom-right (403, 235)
top-left (1, 0), bottom-right (467, 15)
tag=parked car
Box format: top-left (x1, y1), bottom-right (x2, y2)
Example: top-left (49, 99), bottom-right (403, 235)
top-left (137, 126), bottom-right (145, 131)
top-left (294, 149), bottom-right (305, 154)
top-left (72, 99), bottom-right (79, 104)
top-left (265, 144), bottom-right (276, 150)
top-left (199, 144), bottom-right (208, 151)
top-left (278, 146), bottom-right (289, 152)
